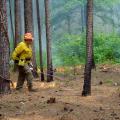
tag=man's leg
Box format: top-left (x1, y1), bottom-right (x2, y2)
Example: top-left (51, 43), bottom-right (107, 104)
top-left (16, 66), bottom-right (25, 90)
top-left (24, 64), bottom-right (36, 92)
top-left (26, 72), bottom-right (33, 91)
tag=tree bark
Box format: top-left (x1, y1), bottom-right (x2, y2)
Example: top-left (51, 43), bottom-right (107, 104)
top-left (0, 0), bottom-right (10, 93)
top-left (24, 0), bottom-right (38, 78)
top-left (82, 0), bottom-right (94, 96)
top-left (8, 0), bottom-right (15, 48)
top-left (36, 0), bottom-right (45, 81)
top-left (13, 0), bottom-right (21, 71)
top-left (44, 0), bottom-right (53, 82)
top-left (15, 0), bottom-right (21, 46)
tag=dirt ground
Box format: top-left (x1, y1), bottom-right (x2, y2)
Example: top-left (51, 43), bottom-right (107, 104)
top-left (0, 65), bottom-right (120, 120)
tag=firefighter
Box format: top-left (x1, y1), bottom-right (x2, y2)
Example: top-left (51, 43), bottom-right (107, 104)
top-left (12, 33), bottom-right (37, 92)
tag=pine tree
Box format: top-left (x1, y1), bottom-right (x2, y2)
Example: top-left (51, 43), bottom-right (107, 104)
top-left (24, 0), bottom-right (38, 78)
top-left (36, 0), bottom-right (45, 81)
top-left (82, 0), bottom-right (94, 96)
top-left (0, 0), bottom-right (10, 93)
top-left (44, 0), bottom-right (53, 82)
top-left (15, 0), bottom-right (21, 46)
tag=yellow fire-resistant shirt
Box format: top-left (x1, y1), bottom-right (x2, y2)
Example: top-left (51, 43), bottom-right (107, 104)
top-left (12, 41), bottom-right (32, 66)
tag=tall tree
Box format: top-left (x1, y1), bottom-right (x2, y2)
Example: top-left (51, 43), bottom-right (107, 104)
top-left (8, 0), bottom-right (15, 48)
top-left (0, 0), bottom-right (10, 93)
top-left (44, 0), bottom-right (53, 82)
top-left (24, 0), bottom-right (38, 78)
top-left (36, 0), bottom-right (45, 81)
top-left (15, 0), bottom-right (21, 46)
top-left (82, 0), bottom-right (94, 96)
top-left (13, 0), bottom-right (21, 71)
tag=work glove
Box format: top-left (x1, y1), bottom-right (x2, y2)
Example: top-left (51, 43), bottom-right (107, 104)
top-left (18, 59), bottom-right (25, 66)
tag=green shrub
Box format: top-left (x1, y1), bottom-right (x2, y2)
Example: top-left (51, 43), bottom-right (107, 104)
top-left (53, 32), bottom-right (120, 66)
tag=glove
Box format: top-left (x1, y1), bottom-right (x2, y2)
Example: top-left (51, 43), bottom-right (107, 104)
top-left (18, 59), bottom-right (25, 66)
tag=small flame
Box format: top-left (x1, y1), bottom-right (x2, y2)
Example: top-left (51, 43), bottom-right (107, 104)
top-left (10, 82), bottom-right (56, 89)
top-left (10, 82), bottom-right (17, 89)
top-left (40, 82), bottom-right (56, 89)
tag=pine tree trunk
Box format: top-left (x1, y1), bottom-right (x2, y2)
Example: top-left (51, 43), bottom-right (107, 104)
top-left (13, 0), bottom-right (21, 71)
top-left (36, 0), bottom-right (45, 81)
top-left (44, 0), bottom-right (53, 82)
top-left (24, 0), bottom-right (38, 78)
top-left (15, 0), bottom-right (21, 46)
top-left (0, 0), bottom-right (10, 93)
top-left (82, 0), bottom-right (94, 96)
top-left (20, 0), bottom-right (25, 36)
top-left (8, 0), bottom-right (15, 48)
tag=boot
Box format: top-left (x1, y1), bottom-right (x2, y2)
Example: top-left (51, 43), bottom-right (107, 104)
top-left (28, 86), bottom-right (37, 92)
top-left (16, 86), bottom-right (23, 91)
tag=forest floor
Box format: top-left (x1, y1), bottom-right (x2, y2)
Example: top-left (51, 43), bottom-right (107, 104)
top-left (0, 64), bottom-right (120, 120)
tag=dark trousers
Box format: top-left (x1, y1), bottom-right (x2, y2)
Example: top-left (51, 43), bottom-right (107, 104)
top-left (16, 64), bottom-right (33, 90)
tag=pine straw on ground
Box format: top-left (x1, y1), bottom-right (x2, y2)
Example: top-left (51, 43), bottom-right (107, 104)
top-left (0, 65), bottom-right (120, 120)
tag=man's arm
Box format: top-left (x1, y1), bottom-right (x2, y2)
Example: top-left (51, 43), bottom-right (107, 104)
top-left (12, 42), bottom-right (25, 61)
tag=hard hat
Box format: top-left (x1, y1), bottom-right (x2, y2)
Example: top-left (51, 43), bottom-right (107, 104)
top-left (24, 33), bottom-right (33, 41)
